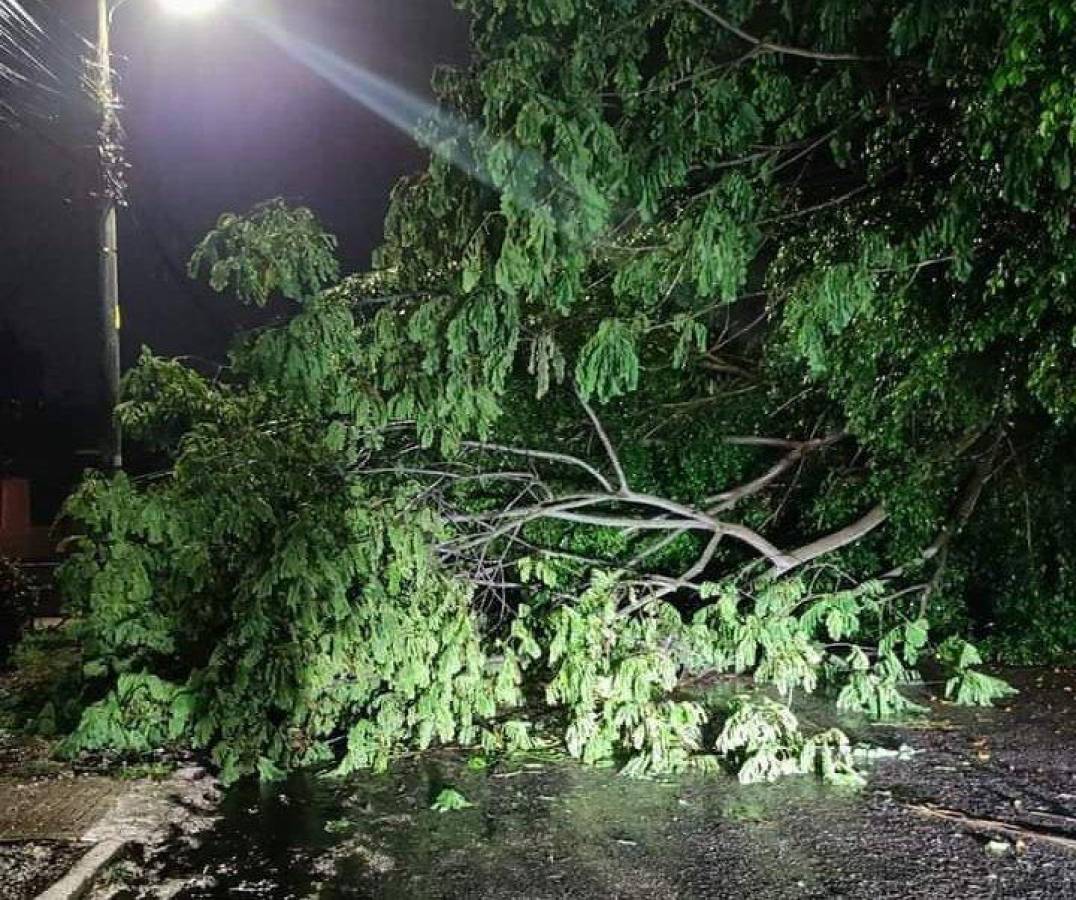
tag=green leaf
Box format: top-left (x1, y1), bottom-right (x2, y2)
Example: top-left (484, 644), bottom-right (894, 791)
top-left (431, 787), bottom-right (474, 813)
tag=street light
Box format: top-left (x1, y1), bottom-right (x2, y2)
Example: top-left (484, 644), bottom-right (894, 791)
top-left (95, 0), bottom-right (224, 471)
top-left (158, 0), bottom-right (225, 16)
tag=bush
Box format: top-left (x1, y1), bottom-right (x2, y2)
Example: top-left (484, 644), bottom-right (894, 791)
top-left (0, 628), bottom-right (84, 736)
top-left (0, 556), bottom-right (35, 664)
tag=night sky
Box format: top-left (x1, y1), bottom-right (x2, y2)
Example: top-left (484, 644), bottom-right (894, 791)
top-left (1, 0), bottom-right (469, 440)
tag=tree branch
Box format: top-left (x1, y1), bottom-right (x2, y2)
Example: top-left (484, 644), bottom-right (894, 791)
top-left (578, 393), bottom-right (630, 493)
top-left (906, 804), bottom-right (1076, 855)
top-left (543, 510), bottom-right (702, 530)
top-left (447, 484), bottom-right (795, 569)
top-left (879, 432), bottom-right (1002, 614)
top-left (771, 504), bottom-right (889, 577)
top-left (706, 432), bottom-right (846, 512)
top-left (680, 0), bottom-right (877, 62)
top-left (460, 441), bottom-right (614, 493)
top-left (756, 181), bottom-right (873, 226)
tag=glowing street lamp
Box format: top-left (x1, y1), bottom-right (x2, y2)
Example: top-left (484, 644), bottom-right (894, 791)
top-left (157, 0), bottom-right (225, 16)
top-left (95, 0), bottom-right (224, 471)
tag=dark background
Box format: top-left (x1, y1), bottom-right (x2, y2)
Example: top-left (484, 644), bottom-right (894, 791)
top-left (0, 0), bottom-right (469, 517)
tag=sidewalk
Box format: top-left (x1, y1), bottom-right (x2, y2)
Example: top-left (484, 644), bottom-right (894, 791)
top-left (0, 746), bottom-right (217, 899)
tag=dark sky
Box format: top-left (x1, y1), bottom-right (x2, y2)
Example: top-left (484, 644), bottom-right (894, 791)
top-left (0, 0), bottom-right (470, 410)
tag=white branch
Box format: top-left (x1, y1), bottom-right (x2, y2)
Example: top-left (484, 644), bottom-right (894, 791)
top-left (578, 393), bottom-right (630, 493)
top-left (770, 504), bottom-right (889, 577)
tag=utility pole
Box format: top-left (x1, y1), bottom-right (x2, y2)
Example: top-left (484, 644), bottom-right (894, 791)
top-left (96, 0), bottom-right (122, 471)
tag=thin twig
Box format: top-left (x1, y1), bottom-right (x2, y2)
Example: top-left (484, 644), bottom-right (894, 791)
top-left (461, 441), bottom-right (614, 493)
top-left (578, 392), bottom-right (630, 493)
top-left (681, 0), bottom-right (878, 62)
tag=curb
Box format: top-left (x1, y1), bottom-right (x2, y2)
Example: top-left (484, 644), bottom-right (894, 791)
top-left (35, 839), bottom-right (127, 900)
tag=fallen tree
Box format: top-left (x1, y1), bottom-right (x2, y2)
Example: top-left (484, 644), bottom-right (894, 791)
top-left (50, 0), bottom-right (1076, 781)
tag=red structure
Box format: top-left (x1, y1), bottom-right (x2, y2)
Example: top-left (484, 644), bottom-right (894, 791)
top-left (0, 478), bottom-right (54, 561)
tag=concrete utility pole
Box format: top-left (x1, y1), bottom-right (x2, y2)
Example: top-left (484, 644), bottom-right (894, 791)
top-left (91, 0), bottom-right (224, 471)
top-left (96, 0), bottom-right (122, 471)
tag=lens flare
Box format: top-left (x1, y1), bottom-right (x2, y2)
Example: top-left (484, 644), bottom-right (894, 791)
top-left (242, 11), bottom-right (561, 207)
top-left (242, 13), bottom-right (600, 222)
top-left (246, 14), bottom-right (475, 169)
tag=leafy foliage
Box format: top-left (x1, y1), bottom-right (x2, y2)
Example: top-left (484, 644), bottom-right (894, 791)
top-left (714, 695), bottom-right (861, 787)
top-left (0, 628), bottom-right (83, 736)
top-left (58, 451), bottom-right (517, 782)
top-left (0, 555), bottom-right (35, 662)
top-left (59, 673), bottom-right (194, 757)
top-left (48, 0), bottom-right (1071, 784)
top-left (431, 787), bottom-right (474, 812)
top-left (189, 199), bottom-right (339, 306)
top-left (938, 637), bottom-right (1018, 707)
top-left (532, 575), bottom-right (705, 776)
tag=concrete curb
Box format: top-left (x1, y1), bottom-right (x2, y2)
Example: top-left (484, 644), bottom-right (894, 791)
top-left (29, 768), bottom-right (216, 899)
top-left (35, 839), bottom-right (127, 900)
